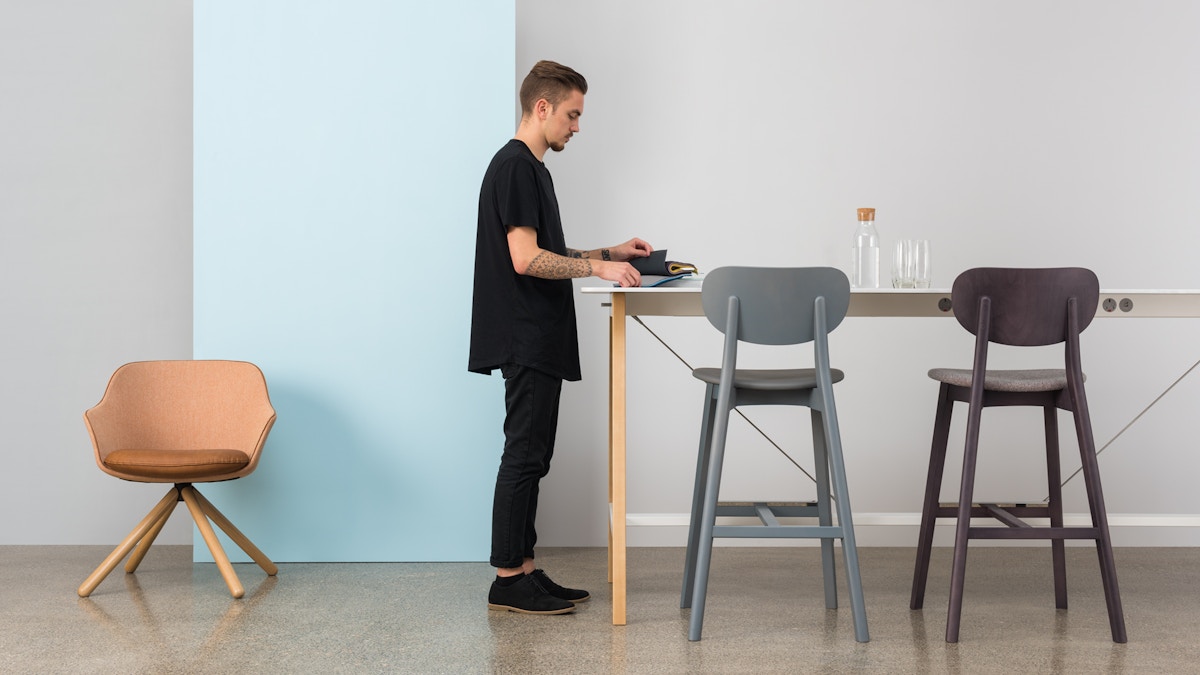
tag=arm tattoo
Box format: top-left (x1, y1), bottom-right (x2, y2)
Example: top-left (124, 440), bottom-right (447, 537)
top-left (565, 247), bottom-right (611, 261)
top-left (526, 251), bottom-right (592, 279)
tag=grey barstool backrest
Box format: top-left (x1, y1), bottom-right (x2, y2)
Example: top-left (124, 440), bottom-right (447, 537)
top-left (951, 267), bottom-right (1100, 346)
top-left (701, 267), bottom-right (851, 346)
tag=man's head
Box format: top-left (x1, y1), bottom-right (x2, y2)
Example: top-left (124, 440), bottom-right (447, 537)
top-left (519, 60), bottom-right (588, 119)
top-left (517, 61), bottom-right (587, 155)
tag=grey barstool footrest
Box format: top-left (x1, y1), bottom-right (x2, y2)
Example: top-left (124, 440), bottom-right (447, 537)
top-left (712, 501), bottom-right (843, 538)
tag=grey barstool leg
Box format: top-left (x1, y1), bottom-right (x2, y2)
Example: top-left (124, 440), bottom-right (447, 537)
top-left (811, 409), bottom-right (838, 610)
top-left (682, 385), bottom-right (716, 608)
top-left (820, 392), bottom-right (868, 642)
top-left (688, 394), bottom-right (733, 641)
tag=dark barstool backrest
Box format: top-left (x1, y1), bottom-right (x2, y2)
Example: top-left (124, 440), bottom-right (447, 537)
top-left (701, 267), bottom-right (851, 346)
top-left (951, 267), bottom-right (1100, 346)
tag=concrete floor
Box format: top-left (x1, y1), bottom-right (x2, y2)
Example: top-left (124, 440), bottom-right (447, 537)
top-left (2, 545), bottom-right (1198, 673)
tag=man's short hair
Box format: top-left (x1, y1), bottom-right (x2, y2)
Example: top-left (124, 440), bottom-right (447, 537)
top-left (519, 60), bottom-right (588, 117)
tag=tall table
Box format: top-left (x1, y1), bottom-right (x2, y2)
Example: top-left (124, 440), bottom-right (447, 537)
top-left (581, 281), bottom-right (1200, 626)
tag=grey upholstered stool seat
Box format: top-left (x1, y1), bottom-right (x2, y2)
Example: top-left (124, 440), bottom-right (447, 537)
top-left (693, 367), bottom-right (845, 391)
top-left (927, 368), bottom-right (1082, 392)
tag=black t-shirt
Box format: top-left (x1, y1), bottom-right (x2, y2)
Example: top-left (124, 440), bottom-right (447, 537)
top-left (469, 139), bottom-right (581, 381)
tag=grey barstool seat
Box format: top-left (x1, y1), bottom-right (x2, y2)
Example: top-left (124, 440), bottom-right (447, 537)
top-left (691, 368), bottom-right (845, 391)
top-left (681, 266), bottom-right (868, 643)
top-left (909, 267), bottom-right (1126, 644)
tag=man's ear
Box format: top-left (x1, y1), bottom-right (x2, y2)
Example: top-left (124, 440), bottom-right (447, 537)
top-left (536, 98), bottom-right (550, 120)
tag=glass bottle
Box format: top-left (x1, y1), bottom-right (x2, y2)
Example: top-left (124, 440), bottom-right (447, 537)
top-left (851, 207), bottom-right (879, 288)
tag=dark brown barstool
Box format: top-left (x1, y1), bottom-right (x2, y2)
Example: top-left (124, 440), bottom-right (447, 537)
top-left (909, 267), bottom-right (1127, 643)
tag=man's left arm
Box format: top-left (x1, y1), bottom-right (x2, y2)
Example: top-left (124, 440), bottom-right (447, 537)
top-left (567, 238), bottom-right (653, 263)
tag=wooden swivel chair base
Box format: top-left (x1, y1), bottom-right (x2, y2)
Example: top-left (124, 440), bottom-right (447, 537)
top-left (78, 360), bottom-right (279, 598)
top-left (78, 483), bottom-right (277, 599)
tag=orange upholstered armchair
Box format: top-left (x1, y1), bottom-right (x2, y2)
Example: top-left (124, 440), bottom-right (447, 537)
top-left (78, 360), bottom-right (278, 598)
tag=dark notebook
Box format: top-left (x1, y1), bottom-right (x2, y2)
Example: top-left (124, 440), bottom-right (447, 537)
top-left (629, 249), bottom-right (698, 277)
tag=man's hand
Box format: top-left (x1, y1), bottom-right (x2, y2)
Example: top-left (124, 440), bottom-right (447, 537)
top-left (594, 260), bottom-right (641, 288)
top-left (607, 238), bottom-right (653, 262)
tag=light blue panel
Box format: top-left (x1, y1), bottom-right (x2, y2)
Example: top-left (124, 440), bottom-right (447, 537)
top-left (194, 0), bottom-right (514, 561)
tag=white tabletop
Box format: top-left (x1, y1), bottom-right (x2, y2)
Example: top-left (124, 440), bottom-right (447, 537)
top-left (582, 283), bottom-right (1200, 318)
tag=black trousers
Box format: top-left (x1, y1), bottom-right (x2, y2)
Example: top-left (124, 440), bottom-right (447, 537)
top-left (490, 363), bottom-right (562, 568)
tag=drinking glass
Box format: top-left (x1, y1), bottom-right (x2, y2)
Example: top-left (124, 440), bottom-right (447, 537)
top-left (912, 240), bottom-right (931, 288)
top-left (891, 240), bottom-right (914, 288)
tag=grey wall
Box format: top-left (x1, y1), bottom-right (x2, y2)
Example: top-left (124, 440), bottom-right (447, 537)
top-left (4, 0), bottom-right (1199, 551)
top-left (0, 1), bottom-right (194, 544)
top-left (520, 0), bottom-right (1200, 547)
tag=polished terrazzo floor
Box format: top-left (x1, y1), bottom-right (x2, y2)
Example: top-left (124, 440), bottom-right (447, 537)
top-left (2, 545), bottom-right (1198, 673)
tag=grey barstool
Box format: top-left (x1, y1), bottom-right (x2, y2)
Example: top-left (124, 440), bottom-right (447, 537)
top-left (681, 266), bottom-right (868, 642)
top-left (909, 267), bottom-right (1127, 643)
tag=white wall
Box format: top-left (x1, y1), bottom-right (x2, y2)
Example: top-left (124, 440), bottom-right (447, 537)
top-left (519, 0), bottom-right (1200, 546)
top-left (0, 1), bottom-right (194, 544)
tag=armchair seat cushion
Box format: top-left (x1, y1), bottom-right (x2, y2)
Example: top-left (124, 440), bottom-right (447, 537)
top-left (103, 448), bottom-right (251, 480)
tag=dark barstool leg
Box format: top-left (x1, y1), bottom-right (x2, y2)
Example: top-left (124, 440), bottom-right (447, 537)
top-left (912, 384), bottom-right (953, 610)
top-left (947, 388), bottom-right (984, 643)
top-left (1044, 405), bottom-right (1068, 609)
top-left (1072, 398), bottom-right (1128, 643)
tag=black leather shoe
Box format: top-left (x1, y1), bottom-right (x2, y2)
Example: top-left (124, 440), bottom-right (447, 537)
top-left (531, 569), bottom-right (590, 603)
top-left (487, 574), bottom-right (575, 614)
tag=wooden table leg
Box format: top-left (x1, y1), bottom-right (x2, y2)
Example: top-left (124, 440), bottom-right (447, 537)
top-left (609, 293), bottom-right (628, 626)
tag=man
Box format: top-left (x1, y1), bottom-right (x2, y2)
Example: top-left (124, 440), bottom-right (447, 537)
top-left (469, 60), bottom-right (652, 614)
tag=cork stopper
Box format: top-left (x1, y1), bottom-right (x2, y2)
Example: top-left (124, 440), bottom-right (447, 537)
top-left (857, 207), bottom-right (875, 221)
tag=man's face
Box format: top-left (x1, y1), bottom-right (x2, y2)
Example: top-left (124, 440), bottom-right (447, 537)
top-left (544, 90), bottom-right (584, 153)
